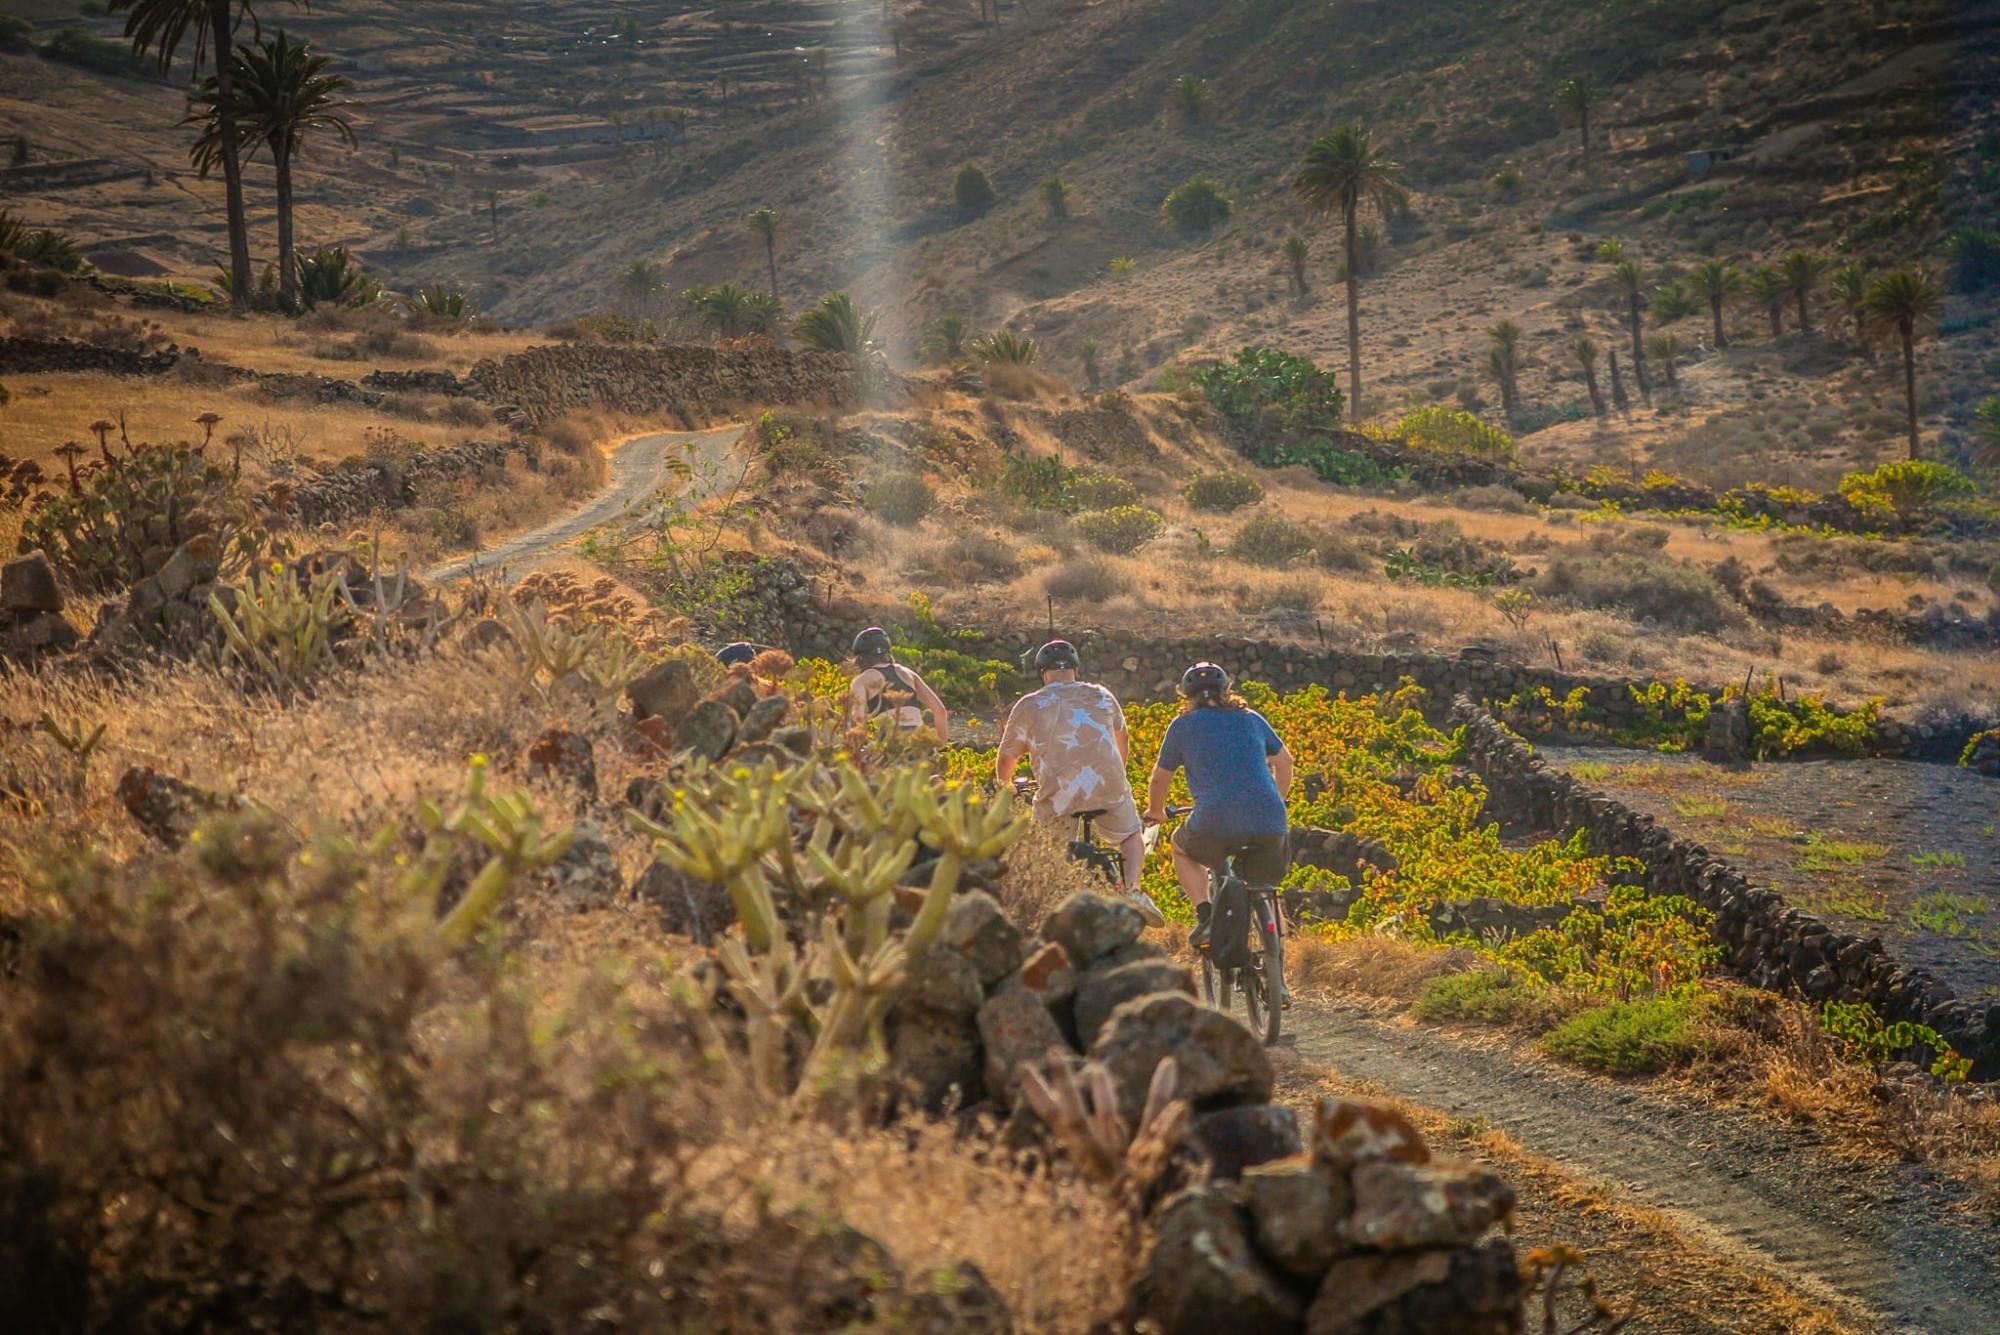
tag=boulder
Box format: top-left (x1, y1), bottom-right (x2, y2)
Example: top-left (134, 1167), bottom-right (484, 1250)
top-left (898, 945), bottom-right (986, 1018)
top-left (941, 891), bottom-right (1023, 987)
top-left (1187, 1102), bottom-right (1303, 1182)
top-left (3, 611), bottom-right (78, 656)
top-left (1344, 1158), bottom-right (1515, 1251)
top-left (1072, 958), bottom-right (1196, 1047)
top-left (1093, 992), bottom-right (1274, 1121)
top-left (675, 698), bottom-right (738, 762)
top-left (707, 676), bottom-right (760, 722)
top-left (633, 858), bottom-right (736, 944)
top-left (1018, 940), bottom-right (1077, 1007)
top-left (626, 657), bottom-right (700, 725)
top-left (1242, 1156), bottom-right (1354, 1281)
top-left (1309, 1241), bottom-right (1520, 1335)
top-left (900, 1258), bottom-right (1013, 1334)
top-left (737, 692), bottom-right (790, 744)
top-left (976, 980), bottom-right (1070, 1106)
top-left (1041, 891), bottom-right (1144, 965)
top-left (887, 1010), bottom-right (984, 1111)
top-left (1, 552), bottom-right (61, 614)
top-left (524, 726), bottom-right (596, 797)
top-left (1133, 1187), bottom-right (1306, 1334)
top-left (116, 764), bottom-right (239, 849)
top-left (536, 820), bottom-right (623, 910)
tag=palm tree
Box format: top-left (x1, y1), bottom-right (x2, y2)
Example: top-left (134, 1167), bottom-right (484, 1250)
top-left (111, 0), bottom-right (300, 305)
top-left (1595, 237), bottom-right (1625, 263)
top-left (1573, 337), bottom-right (1606, 417)
top-left (1292, 125), bottom-right (1409, 408)
top-left (953, 160), bottom-right (996, 218)
top-left (1039, 176), bottom-right (1072, 224)
top-left (1828, 261), bottom-right (1869, 340)
top-left (1781, 251), bottom-right (1828, 333)
top-left (680, 282), bottom-right (754, 339)
top-left (1686, 259), bottom-right (1743, 347)
top-left (1161, 176), bottom-right (1232, 234)
top-left (295, 246), bottom-right (377, 308)
top-left (616, 257), bottom-right (664, 315)
top-left (921, 313), bottom-right (971, 363)
top-left (1861, 269), bottom-right (1943, 458)
top-left (747, 207), bottom-right (780, 297)
top-left (741, 291), bottom-right (784, 336)
top-left (1611, 260), bottom-right (1650, 400)
top-left (1648, 277), bottom-right (1697, 326)
top-left (1282, 233), bottom-right (1309, 296)
top-left (1166, 73), bottom-right (1212, 126)
top-left (973, 330), bottom-right (1038, 364)
top-left (1646, 332), bottom-right (1681, 389)
top-left (794, 291), bottom-right (875, 355)
top-left (1485, 320), bottom-right (1524, 418)
top-left (1554, 76), bottom-right (1597, 160)
top-left (1078, 339), bottom-right (1101, 391)
top-left (1747, 263), bottom-right (1789, 338)
top-left (1608, 347), bottom-right (1631, 412)
top-left (188, 31), bottom-right (357, 309)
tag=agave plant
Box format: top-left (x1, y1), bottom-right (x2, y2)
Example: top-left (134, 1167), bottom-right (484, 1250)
top-left (404, 283), bottom-right (473, 319)
top-left (972, 329), bottom-right (1038, 365)
top-left (792, 291), bottom-right (876, 355)
top-left (295, 246), bottom-right (379, 308)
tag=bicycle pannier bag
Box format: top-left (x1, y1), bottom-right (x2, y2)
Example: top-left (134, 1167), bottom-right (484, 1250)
top-left (1207, 874), bottom-right (1255, 972)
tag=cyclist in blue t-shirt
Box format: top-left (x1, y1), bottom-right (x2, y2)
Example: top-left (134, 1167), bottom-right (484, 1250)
top-left (1142, 662), bottom-right (1294, 948)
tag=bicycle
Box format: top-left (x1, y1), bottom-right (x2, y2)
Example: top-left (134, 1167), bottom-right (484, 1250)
top-left (1013, 777), bottom-right (1124, 891)
top-left (1159, 804), bottom-right (1288, 1045)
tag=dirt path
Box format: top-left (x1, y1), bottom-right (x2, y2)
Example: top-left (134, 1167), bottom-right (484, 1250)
top-left (1278, 998), bottom-right (2000, 1333)
top-left (425, 425), bottom-right (742, 585)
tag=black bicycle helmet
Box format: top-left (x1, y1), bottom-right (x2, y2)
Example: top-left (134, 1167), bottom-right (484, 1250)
top-left (851, 626), bottom-right (894, 665)
top-left (1179, 661), bottom-right (1231, 698)
top-left (717, 641), bottom-right (758, 668)
top-left (1033, 639), bottom-right (1080, 673)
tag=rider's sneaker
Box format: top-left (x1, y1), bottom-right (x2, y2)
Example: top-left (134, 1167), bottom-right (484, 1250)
top-left (1127, 890), bottom-right (1167, 930)
top-left (1188, 917), bottom-right (1211, 951)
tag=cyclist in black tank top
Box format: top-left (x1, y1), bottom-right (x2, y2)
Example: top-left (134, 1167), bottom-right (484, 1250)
top-left (846, 626), bottom-right (950, 742)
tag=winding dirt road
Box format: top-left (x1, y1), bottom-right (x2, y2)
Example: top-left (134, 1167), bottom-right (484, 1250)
top-left (1282, 998), bottom-right (2000, 1334)
top-left (425, 425), bottom-right (742, 585)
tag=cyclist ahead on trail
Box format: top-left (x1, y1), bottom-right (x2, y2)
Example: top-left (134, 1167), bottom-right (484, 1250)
top-left (995, 640), bottom-right (1166, 927)
top-left (846, 626), bottom-right (950, 743)
top-left (1142, 662), bottom-right (1295, 948)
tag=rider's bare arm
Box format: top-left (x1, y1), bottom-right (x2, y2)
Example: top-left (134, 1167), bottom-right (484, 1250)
top-left (1270, 744), bottom-right (1295, 798)
top-left (845, 669), bottom-right (877, 729)
top-left (1144, 764), bottom-right (1172, 824)
top-left (909, 670), bottom-right (951, 743)
top-left (995, 713), bottom-right (1027, 787)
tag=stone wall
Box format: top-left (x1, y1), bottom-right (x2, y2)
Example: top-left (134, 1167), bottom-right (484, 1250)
top-left (739, 562), bottom-right (1992, 765)
top-left (1451, 696), bottom-right (2000, 1081)
top-left (0, 334), bottom-right (181, 377)
top-left (465, 343), bottom-right (866, 429)
top-left (280, 438), bottom-right (528, 526)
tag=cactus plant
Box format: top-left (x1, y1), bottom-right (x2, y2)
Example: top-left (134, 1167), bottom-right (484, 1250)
top-left (398, 755), bottom-right (575, 948)
top-left (1018, 1055), bottom-right (1188, 1195)
top-left (631, 757), bottom-right (1028, 1101)
top-left (495, 595), bottom-right (640, 709)
top-left (211, 561), bottom-right (348, 689)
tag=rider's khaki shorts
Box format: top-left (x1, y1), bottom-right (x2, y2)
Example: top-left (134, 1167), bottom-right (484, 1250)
top-left (1047, 793), bottom-right (1143, 843)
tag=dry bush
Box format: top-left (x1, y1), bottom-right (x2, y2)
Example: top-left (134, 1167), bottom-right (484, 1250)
top-left (1446, 484), bottom-right (1534, 514)
top-left (1534, 551), bottom-right (1743, 635)
top-left (1041, 555), bottom-right (1122, 604)
top-left (537, 413), bottom-right (612, 493)
top-left (1285, 932), bottom-right (1479, 999)
top-left (931, 530), bottom-right (1022, 583)
top-left (1228, 512), bottom-right (1317, 568)
top-left (983, 363), bottom-right (1066, 401)
top-left (991, 822), bottom-right (1103, 930)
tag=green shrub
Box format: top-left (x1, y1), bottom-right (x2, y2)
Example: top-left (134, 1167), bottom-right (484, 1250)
top-left (1487, 167), bottom-right (1524, 200)
top-left (1227, 513), bottom-right (1316, 567)
top-left (40, 26), bottom-right (155, 79)
top-left (1820, 1000), bottom-right (1969, 1080)
top-left (1534, 552), bottom-right (1742, 634)
top-left (404, 284), bottom-right (473, 319)
top-left (1182, 471), bottom-right (1263, 512)
top-left (295, 247), bottom-right (380, 309)
top-left (1836, 459), bottom-right (1975, 523)
top-left (1195, 347), bottom-right (1344, 439)
top-left (1161, 176), bottom-right (1232, 234)
top-left (1389, 406), bottom-right (1515, 458)
top-left (1000, 456), bottom-right (1135, 513)
top-left (953, 160), bottom-right (996, 217)
top-left (19, 442), bottom-right (261, 592)
top-left (0, 15), bottom-right (33, 45)
top-left (864, 472), bottom-right (935, 526)
top-left (1541, 995), bottom-right (1712, 1075)
top-left (1254, 438), bottom-right (1404, 487)
top-left (1412, 969), bottom-right (1539, 1025)
top-left (1073, 505), bottom-right (1164, 551)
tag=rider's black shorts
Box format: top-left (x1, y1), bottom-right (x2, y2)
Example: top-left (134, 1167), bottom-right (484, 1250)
top-left (1172, 827), bottom-right (1290, 887)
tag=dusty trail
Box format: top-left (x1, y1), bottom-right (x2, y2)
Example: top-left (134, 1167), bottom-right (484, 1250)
top-left (425, 425), bottom-right (741, 584)
top-left (1280, 997), bottom-right (2000, 1334)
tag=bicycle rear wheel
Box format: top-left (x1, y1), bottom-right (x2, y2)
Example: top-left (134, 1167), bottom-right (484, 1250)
top-left (1240, 960), bottom-right (1265, 1038)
